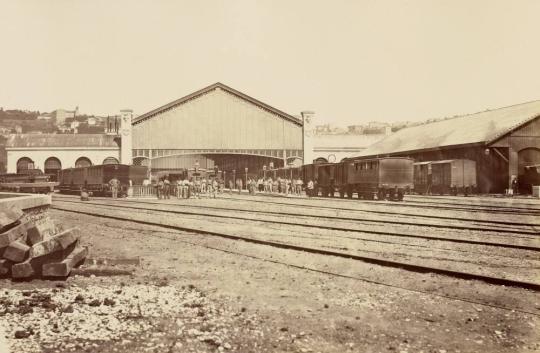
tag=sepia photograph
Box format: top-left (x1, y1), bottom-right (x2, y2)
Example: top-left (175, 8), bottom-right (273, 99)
top-left (0, 1), bottom-right (539, 352)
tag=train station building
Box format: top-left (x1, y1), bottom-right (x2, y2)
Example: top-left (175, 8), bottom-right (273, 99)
top-left (357, 100), bottom-right (540, 193)
top-left (130, 82), bottom-right (309, 179)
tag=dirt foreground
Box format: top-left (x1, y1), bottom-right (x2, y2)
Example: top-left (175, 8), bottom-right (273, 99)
top-left (1, 209), bottom-right (539, 353)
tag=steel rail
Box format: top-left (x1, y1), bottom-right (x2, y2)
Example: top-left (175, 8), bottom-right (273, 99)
top-left (222, 196), bottom-right (540, 230)
top-left (53, 199), bottom-right (540, 252)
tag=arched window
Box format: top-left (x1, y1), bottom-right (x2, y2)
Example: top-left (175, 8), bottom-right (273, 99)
top-left (518, 148), bottom-right (540, 175)
top-left (75, 157), bottom-right (92, 168)
top-left (17, 157), bottom-right (34, 173)
top-left (314, 157), bottom-right (328, 164)
top-left (44, 157), bottom-right (62, 179)
top-left (102, 157), bottom-right (120, 165)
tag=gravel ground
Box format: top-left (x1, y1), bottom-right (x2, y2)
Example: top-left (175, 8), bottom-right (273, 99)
top-left (2, 197), bottom-right (540, 353)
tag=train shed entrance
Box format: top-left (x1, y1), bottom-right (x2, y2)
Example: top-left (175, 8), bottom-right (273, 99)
top-left (131, 83), bottom-right (304, 183)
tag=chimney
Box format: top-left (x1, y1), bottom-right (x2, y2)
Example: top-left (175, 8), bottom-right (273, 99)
top-left (301, 111), bottom-right (315, 165)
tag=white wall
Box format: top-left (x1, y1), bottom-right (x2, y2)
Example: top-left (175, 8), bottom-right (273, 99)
top-left (6, 147), bottom-right (120, 172)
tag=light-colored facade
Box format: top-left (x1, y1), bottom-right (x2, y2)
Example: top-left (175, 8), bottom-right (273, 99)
top-left (5, 134), bottom-right (121, 173)
top-left (132, 83), bottom-right (304, 174)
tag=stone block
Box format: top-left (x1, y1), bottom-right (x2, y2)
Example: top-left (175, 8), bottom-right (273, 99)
top-left (0, 223), bottom-right (27, 249)
top-left (42, 247), bottom-right (88, 277)
top-left (26, 217), bottom-right (56, 245)
top-left (0, 259), bottom-right (12, 276)
top-left (29, 228), bottom-right (79, 259)
top-left (3, 241), bottom-right (30, 263)
top-left (0, 206), bottom-right (23, 232)
top-left (11, 242), bottom-right (77, 279)
top-left (10, 260), bottom-right (34, 279)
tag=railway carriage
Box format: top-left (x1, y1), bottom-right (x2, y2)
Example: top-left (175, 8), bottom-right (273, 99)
top-left (58, 164), bottom-right (149, 197)
top-left (337, 157), bottom-right (414, 200)
top-left (260, 157), bottom-right (414, 201)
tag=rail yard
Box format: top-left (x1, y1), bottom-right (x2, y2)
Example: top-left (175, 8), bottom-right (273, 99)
top-left (1, 192), bottom-right (537, 353)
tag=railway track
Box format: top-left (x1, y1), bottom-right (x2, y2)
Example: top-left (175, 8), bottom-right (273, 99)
top-left (53, 198), bottom-right (540, 252)
top-left (240, 192), bottom-right (540, 216)
top-left (51, 199), bottom-right (540, 292)
top-left (218, 196), bottom-right (540, 233)
top-left (53, 195), bottom-right (540, 236)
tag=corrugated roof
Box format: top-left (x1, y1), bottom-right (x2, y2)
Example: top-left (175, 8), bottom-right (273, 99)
top-left (359, 100), bottom-right (540, 157)
top-left (6, 134), bottom-right (120, 148)
top-left (133, 82), bottom-right (302, 126)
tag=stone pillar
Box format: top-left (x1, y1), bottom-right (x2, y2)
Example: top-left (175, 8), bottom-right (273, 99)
top-left (301, 111), bottom-right (315, 165)
top-left (119, 109), bottom-right (133, 165)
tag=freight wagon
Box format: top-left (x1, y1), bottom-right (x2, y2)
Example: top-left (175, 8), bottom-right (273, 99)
top-left (0, 169), bottom-right (57, 193)
top-left (413, 159), bottom-right (476, 196)
top-left (58, 164), bottom-right (149, 197)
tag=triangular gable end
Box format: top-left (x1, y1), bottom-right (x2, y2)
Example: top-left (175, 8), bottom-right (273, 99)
top-left (133, 82), bottom-right (302, 126)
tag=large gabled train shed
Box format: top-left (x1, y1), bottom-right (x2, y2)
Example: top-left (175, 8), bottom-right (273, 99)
top-left (357, 100), bottom-right (540, 193)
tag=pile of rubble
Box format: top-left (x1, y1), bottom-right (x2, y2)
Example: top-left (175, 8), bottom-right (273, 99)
top-left (1, 283), bottom-right (259, 353)
top-left (0, 207), bottom-right (87, 279)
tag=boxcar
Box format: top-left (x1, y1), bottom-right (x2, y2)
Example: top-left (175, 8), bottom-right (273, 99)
top-left (414, 159), bottom-right (476, 195)
top-left (58, 164), bottom-right (148, 197)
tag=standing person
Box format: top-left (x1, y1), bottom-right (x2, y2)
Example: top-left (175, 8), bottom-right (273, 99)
top-left (277, 177), bottom-right (282, 193)
top-left (272, 178), bottom-right (278, 193)
top-left (188, 178), bottom-right (195, 199)
top-left (212, 178), bottom-right (219, 198)
top-left (109, 177), bottom-right (120, 198)
top-left (206, 178), bottom-right (213, 198)
top-left (236, 178), bottom-right (243, 194)
top-left (176, 179), bottom-right (182, 198)
top-left (157, 178), bottom-right (164, 200)
top-left (257, 178), bottom-right (263, 193)
top-left (201, 177), bottom-right (207, 194)
top-left (163, 176), bottom-right (171, 199)
top-left (512, 176), bottom-right (519, 196)
top-left (307, 179), bottom-right (314, 197)
top-left (251, 178), bottom-right (257, 195)
top-left (194, 178), bottom-right (201, 198)
top-left (296, 178), bottom-right (303, 195)
top-left (229, 179), bottom-right (234, 195)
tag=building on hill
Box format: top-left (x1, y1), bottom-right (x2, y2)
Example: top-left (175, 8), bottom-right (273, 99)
top-left (53, 108), bottom-right (78, 125)
top-left (357, 100), bottom-right (540, 193)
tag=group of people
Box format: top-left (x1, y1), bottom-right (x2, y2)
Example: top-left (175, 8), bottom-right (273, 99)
top-left (156, 176), bottom-right (221, 199)
top-left (226, 177), bottom-right (316, 197)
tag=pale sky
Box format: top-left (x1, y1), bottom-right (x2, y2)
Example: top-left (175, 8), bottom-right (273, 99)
top-left (1, 0), bottom-right (539, 125)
